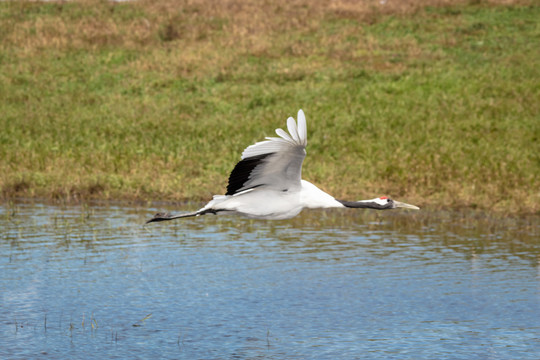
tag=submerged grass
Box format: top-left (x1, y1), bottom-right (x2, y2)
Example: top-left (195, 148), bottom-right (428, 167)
top-left (0, 0), bottom-right (538, 214)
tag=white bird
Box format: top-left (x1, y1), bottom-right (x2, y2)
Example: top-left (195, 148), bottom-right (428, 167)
top-left (147, 110), bottom-right (419, 223)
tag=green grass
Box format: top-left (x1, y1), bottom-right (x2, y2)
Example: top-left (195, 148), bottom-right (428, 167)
top-left (0, 0), bottom-right (539, 214)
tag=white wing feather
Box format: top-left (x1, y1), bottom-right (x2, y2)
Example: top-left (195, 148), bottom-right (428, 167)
top-left (241, 110), bottom-right (308, 159)
top-left (287, 117), bottom-right (300, 143)
top-left (241, 138), bottom-right (289, 159)
top-left (275, 128), bottom-right (294, 142)
top-left (296, 109), bottom-right (307, 146)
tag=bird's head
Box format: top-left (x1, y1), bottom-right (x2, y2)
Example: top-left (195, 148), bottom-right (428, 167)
top-left (338, 196), bottom-right (420, 210)
top-left (377, 196), bottom-right (420, 210)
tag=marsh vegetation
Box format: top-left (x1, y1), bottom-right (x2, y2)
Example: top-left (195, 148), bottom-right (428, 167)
top-left (0, 0), bottom-right (538, 214)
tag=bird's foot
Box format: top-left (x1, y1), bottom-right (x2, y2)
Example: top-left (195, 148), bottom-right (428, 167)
top-left (146, 212), bottom-right (172, 223)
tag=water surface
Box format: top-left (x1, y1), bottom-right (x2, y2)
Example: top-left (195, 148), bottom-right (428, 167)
top-left (1, 202), bottom-right (539, 359)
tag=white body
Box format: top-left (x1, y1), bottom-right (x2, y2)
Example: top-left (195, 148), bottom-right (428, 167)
top-left (201, 179), bottom-right (344, 220)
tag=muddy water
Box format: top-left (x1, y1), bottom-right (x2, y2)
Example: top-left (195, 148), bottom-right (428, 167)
top-left (1, 202), bottom-right (539, 359)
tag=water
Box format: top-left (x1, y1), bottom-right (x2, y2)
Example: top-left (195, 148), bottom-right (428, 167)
top-left (1, 202), bottom-right (539, 359)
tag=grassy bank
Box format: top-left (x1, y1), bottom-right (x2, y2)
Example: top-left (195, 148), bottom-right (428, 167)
top-left (1, 0), bottom-right (539, 214)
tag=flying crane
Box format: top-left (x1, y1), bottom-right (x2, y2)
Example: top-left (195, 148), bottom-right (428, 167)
top-left (147, 110), bottom-right (419, 223)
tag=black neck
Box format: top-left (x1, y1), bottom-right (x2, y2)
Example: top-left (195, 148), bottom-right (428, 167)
top-left (337, 199), bottom-right (392, 210)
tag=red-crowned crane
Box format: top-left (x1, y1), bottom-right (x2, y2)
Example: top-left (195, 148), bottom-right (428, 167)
top-left (147, 110), bottom-right (419, 223)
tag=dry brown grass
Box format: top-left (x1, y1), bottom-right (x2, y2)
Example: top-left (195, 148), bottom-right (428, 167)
top-left (4, 0), bottom-right (531, 82)
top-left (3, 0), bottom-right (533, 52)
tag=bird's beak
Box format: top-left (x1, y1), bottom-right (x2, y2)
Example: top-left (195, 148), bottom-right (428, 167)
top-left (394, 201), bottom-right (420, 210)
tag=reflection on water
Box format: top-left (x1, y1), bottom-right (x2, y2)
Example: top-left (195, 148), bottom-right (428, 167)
top-left (1, 201), bottom-right (539, 359)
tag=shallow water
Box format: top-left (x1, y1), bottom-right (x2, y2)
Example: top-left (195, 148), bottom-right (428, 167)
top-left (1, 202), bottom-right (539, 359)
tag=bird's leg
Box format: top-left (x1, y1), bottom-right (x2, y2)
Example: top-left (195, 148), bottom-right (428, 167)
top-left (145, 212), bottom-right (177, 223)
top-left (145, 208), bottom-right (230, 224)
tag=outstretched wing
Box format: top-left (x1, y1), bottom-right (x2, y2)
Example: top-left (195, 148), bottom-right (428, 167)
top-left (226, 109), bottom-right (308, 195)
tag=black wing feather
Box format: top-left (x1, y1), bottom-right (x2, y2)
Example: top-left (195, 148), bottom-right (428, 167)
top-left (226, 153), bottom-right (274, 195)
